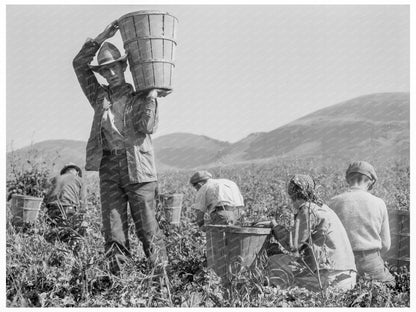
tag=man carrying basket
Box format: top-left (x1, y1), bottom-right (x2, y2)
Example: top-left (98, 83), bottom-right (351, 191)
top-left (73, 20), bottom-right (168, 274)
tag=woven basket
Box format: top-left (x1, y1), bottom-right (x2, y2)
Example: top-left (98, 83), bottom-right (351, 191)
top-left (206, 225), bottom-right (271, 280)
top-left (118, 10), bottom-right (178, 93)
top-left (159, 193), bottom-right (183, 225)
top-left (10, 194), bottom-right (43, 224)
top-left (386, 209), bottom-right (410, 268)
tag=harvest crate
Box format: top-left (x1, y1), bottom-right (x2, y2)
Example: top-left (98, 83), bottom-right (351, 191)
top-left (206, 225), bottom-right (271, 280)
top-left (159, 193), bottom-right (183, 225)
top-left (118, 10), bottom-right (178, 93)
top-left (10, 194), bottom-right (43, 225)
top-left (385, 210), bottom-right (410, 268)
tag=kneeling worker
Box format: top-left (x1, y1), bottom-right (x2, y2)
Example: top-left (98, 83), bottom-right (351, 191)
top-left (45, 163), bottom-right (87, 232)
top-left (268, 174), bottom-right (357, 291)
top-left (189, 171), bottom-right (244, 228)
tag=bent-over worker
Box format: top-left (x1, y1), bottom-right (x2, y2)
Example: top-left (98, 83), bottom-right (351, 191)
top-left (268, 174), bottom-right (357, 291)
top-left (190, 170), bottom-right (244, 228)
top-left (45, 163), bottom-right (87, 234)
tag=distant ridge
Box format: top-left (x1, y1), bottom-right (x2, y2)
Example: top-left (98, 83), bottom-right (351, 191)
top-left (215, 92), bottom-right (409, 164)
top-left (7, 92), bottom-right (409, 173)
top-left (7, 139), bottom-right (87, 175)
top-left (153, 132), bottom-right (231, 169)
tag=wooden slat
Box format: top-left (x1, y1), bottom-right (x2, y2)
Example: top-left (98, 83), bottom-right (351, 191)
top-left (386, 210), bottom-right (410, 268)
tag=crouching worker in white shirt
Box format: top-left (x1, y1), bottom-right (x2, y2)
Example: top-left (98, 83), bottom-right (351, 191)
top-left (189, 171), bottom-right (244, 228)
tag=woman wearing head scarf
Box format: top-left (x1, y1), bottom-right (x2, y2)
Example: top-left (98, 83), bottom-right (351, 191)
top-left (268, 174), bottom-right (357, 292)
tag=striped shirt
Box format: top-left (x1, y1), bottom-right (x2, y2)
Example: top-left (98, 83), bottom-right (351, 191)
top-left (101, 91), bottom-right (129, 150)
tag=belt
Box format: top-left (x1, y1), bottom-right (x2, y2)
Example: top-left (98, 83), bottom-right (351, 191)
top-left (353, 249), bottom-right (379, 257)
top-left (103, 149), bottom-right (126, 156)
top-left (47, 203), bottom-right (78, 215)
top-left (213, 205), bottom-right (236, 212)
top-left (47, 202), bottom-right (78, 209)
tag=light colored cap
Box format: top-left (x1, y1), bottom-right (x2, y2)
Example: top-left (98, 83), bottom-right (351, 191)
top-left (346, 161), bottom-right (377, 182)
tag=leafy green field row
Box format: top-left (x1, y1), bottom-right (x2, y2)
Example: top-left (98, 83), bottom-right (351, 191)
top-left (6, 158), bottom-right (410, 307)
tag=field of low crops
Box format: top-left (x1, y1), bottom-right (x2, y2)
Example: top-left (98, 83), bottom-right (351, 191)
top-left (5, 157), bottom-right (410, 307)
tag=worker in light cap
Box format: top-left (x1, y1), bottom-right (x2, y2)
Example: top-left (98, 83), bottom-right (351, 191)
top-left (329, 161), bottom-right (395, 286)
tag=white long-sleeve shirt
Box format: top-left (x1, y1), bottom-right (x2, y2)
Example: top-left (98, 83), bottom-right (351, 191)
top-left (329, 187), bottom-right (391, 253)
top-left (194, 179), bottom-right (244, 213)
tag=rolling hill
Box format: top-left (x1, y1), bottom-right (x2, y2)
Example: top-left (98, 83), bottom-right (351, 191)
top-left (215, 92), bottom-right (409, 164)
top-left (6, 134), bottom-right (230, 174)
top-left (153, 133), bottom-right (231, 169)
top-left (6, 139), bottom-right (87, 176)
top-left (6, 92), bottom-right (409, 173)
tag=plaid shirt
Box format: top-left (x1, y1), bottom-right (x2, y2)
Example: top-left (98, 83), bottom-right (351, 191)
top-left (73, 39), bottom-right (159, 183)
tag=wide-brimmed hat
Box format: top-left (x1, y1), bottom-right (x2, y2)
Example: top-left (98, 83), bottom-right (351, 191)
top-left (189, 170), bottom-right (212, 185)
top-left (60, 163), bottom-right (82, 177)
top-left (345, 161), bottom-right (377, 182)
top-left (89, 42), bottom-right (128, 72)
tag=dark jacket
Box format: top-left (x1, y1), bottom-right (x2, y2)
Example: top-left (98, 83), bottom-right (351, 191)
top-left (73, 39), bottom-right (158, 183)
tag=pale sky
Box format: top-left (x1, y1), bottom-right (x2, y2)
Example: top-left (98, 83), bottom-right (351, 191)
top-left (6, 4), bottom-right (410, 150)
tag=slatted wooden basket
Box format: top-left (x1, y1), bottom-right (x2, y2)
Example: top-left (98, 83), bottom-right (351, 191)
top-left (159, 193), bottom-right (183, 225)
top-left (386, 209), bottom-right (410, 268)
top-left (118, 10), bottom-right (178, 93)
top-left (10, 194), bottom-right (43, 225)
top-left (206, 225), bottom-right (271, 280)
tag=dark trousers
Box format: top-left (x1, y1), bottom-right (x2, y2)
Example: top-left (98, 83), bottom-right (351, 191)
top-left (99, 153), bottom-right (167, 263)
top-left (209, 207), bottom-right (240, 225)
top-left (46, 203), bottom-right (86, 236)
